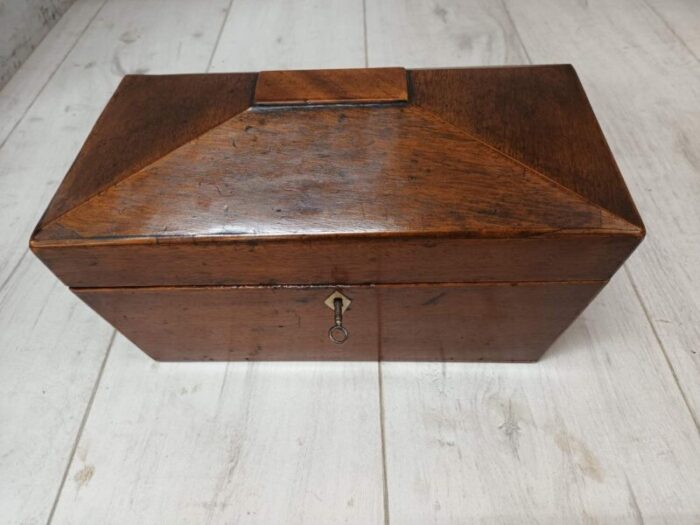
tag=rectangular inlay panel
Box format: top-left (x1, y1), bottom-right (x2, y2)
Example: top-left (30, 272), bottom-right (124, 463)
top-left (254, 67), bottom-right (408, 105)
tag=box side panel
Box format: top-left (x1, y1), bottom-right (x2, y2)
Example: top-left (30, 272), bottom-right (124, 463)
top-left (36, 235), bottom-right (639, 288)
top-left (74, 281), bottom-right (603, 362)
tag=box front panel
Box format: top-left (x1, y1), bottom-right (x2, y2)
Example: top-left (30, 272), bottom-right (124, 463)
top-left (76, 286), bottom-right (379, 361)
top-left (378, 282), bottom-right (604, 361)
top-left (36, 235), bottom-right (638, 288)
top-left (76, 281), bottom-right (603, 362)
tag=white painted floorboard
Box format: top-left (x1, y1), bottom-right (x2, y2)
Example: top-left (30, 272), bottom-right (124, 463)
top-left (0, 0), bottom-right (107, 148)
top-left (52, 338), bottom-right (384, 524)
top-left (0, 258), bottom-right (113, 525)
top-left (210, 0), bottom-right (366, 72)
top-left (643, 0), bottom-right (700, 59)
top-left (1, 0), bottom-right (699, 523)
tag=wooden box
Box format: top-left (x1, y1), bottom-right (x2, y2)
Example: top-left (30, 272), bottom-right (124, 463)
top-left (30, 66), bottom-right (644, 362)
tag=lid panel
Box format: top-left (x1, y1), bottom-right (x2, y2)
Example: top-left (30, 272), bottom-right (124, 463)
top-left (32, 235), bottom-right (641, 289)
top-left (31, 66), bottom-right (644, 287)
top-left (410, 66), bottom-right (644, 228)
top-left (38, 73), bottom-right (256, 226)
top-left (34, 105), bottom-right (634, 242)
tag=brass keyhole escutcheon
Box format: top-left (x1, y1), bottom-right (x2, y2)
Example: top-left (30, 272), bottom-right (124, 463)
top-left (325, 291), bottom-right (351, 344)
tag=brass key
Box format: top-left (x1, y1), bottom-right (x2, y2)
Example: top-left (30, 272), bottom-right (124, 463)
top-left (325, 291), bottom-right (351, 344)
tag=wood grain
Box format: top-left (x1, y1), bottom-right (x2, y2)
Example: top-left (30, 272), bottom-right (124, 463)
top-left (33, 66), bottom-right (642, 245)
top-left (37, 72), bottom-right (257, 226)
top-left (410, 66), bottom-right (643, 228)
top-left (0, 0), bottom-right (77, 89)
top-left (365, 0), bottom-right (528, 68)
top-left (28, 61), bottom-right (644, 366)
top-left (255, 67), bottom-right (407, 105)
top-left (34, 103), bottom-right (637, 241)
top-left (76, 285), bottom-right (380, 361)
top-left (378, 281), bottom-right (603, 361)
top-left (32, 235), bottom-right (640, 288)
top-left (75, 281), bottom-right (602, 362)
top-left (30, 66), bottom-right (642, 297)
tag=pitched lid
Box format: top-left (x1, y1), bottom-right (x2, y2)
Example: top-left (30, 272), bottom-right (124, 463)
top-left (31, 66), bottom-right (644, 287)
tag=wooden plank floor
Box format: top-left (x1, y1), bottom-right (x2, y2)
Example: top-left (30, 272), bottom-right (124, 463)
top-left (0, 0), bottom-right (698, 523)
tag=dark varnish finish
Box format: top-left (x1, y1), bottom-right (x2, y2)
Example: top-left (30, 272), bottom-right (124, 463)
top-left (30, 66), bottom-right (644, 361)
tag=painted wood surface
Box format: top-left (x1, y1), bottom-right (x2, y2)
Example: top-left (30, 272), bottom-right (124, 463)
top-left (210, 0), bottom-right (365, 72)
top-left (0, 0), bottom-right (77, 89)
top-left (1, 0), bottom-right (699, 523)
top-left (51, 336), bottom-right (384, 524)
top-left (365, 0), bottom-right (528, 68)
top-left (0, 0), bottom-right (105, 147)
top-left (0, 257), bottom-right (113, 524)
top-left (643, 0), bottom-right (700, 58)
